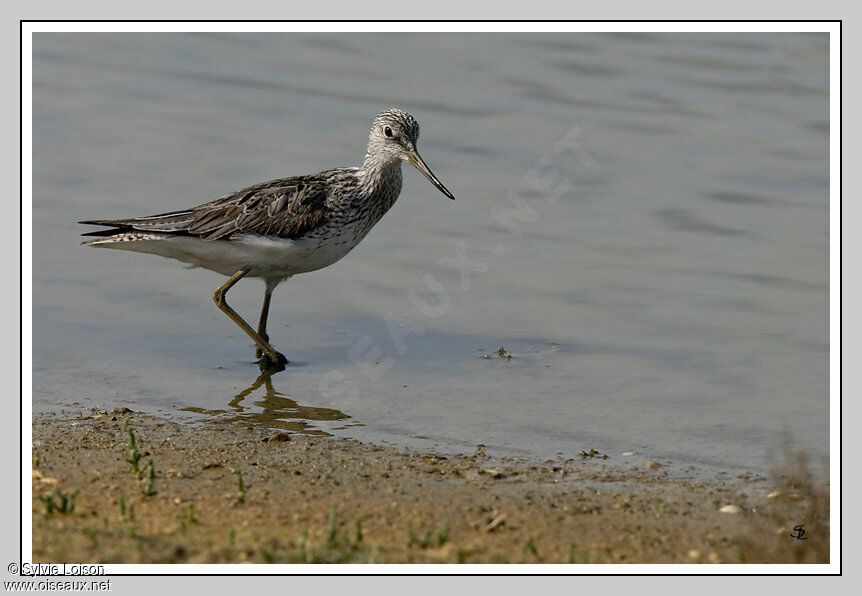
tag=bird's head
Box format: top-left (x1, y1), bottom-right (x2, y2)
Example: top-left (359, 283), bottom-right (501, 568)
top-left (366, 108), bottom-right (455, 200)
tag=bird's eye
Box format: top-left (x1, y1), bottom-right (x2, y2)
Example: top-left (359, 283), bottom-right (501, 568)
top-left (383, 126), bottom-right (393, 138)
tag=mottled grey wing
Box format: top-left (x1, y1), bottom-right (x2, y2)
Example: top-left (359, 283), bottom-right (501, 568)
top-left (79, 208), bottom-right (196, 236)
top-left (80, 178), bottom-right (329, 241)
top-left (186, 181), bottom-right (329, 240)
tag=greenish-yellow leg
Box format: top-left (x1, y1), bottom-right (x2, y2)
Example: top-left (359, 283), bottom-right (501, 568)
top-left (255, 283), bottom-right (274, 359)
top-left (213, 268), bottom-right (286, 367)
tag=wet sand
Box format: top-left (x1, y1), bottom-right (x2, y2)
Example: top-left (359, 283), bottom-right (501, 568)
top-left (31, 409), bottom-right (828, 564)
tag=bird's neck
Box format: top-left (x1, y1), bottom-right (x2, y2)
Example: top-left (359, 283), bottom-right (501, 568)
top-left (357, 154), bottom-right (403, 199)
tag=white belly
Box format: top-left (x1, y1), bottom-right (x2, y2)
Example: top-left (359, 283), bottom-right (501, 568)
top-left (89, 230), bottom-right (367, 279)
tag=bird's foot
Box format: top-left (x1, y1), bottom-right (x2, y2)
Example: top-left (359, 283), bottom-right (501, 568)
top-left (257, 350), bottom-right (288, 372)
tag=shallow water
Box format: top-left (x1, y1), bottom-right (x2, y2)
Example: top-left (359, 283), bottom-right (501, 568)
top-left (31, 32), bottom-right (830, 477)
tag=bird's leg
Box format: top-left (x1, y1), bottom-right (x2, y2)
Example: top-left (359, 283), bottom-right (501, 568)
top-left (255, 281), bottom-right (275, 359)
top-left (213, 268), bottom-right (287, 368)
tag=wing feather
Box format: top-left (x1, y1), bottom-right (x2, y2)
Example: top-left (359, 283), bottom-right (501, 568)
top-left (80, 175), bottom-right (333, 241)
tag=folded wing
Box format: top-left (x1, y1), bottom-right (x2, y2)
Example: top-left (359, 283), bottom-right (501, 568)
top-left (80, 176), bottom-right (330, 241)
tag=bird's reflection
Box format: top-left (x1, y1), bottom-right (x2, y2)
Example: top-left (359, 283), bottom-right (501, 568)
top-left (181, 367), bottom-right (352, 436)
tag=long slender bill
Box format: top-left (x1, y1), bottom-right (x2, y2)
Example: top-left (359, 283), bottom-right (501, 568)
top-left (406, 150), bottom-right (455, 200)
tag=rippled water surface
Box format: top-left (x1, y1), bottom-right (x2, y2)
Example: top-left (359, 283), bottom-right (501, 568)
top-left (32, 32), bottom-right (830, 476)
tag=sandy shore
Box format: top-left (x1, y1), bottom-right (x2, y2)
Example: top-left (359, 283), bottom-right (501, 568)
top-left (31, 408), bottom-right (828, 564)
